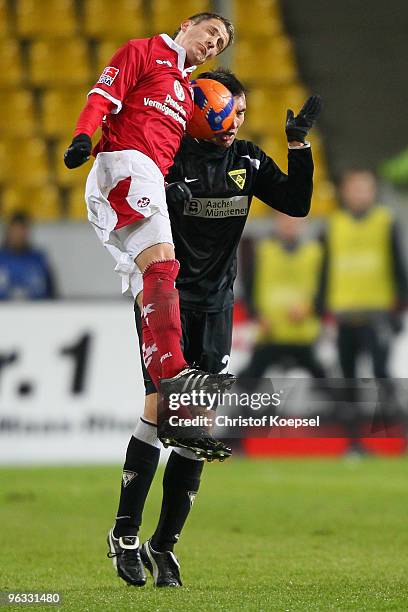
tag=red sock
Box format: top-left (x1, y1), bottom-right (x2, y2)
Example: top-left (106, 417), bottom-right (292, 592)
top-left (141, 315), bottom-right (192, 422)
top-left (141, 316), bottom-right (161, 389)
top-left (142, 259), bottom-right (187, 379)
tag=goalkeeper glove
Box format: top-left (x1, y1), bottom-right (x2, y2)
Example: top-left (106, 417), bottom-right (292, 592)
top-left (64, 134), bottom-right (92, 169)
top-left (285, 95), bottom-right (322, 143)
top-left (165, 181), bottom-right (192, 206)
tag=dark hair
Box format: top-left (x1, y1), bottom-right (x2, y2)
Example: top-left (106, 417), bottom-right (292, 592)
top-left (8, 211), bottom-right (30, 225)
top-left (338, 167), bottom-right (377, 187)
top-left (197, 67), bottom-right (247, 97)
top-left (173, 12), bottom-right (234, 51)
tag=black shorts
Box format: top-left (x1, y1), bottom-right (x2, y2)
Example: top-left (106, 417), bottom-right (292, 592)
top-left (135, 304), bottom-right (233, 395)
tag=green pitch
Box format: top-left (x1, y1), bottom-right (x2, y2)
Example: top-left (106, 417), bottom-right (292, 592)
top-left (1, 457), bottom-right (407, 611)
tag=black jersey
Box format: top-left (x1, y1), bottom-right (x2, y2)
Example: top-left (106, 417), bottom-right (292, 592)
top-left (166, 135), bottom-right (314, 312)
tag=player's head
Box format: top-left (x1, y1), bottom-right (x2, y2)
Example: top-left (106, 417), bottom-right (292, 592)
top-left (173, 13), bottom-right (234, 65)
top-left (197, 67), bottom-right (247, 148)
top-left (275, 213), bottom-right (304, 244)
top-left (339, 168), bottom-right (377, 214)
top-left (3, 211), bottom-right (31, 252)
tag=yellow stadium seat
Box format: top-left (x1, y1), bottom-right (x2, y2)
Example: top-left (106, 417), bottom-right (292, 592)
top-left (16, 0), bottom-right (77, 38)
top-left (248, 197), bottom-right (271, 218)
top-left (235, 0), bottom-right (282, 37)
top-left (151, 0), bottom-right (210, 34)
top-left (245, 87), bottom-right (285, 134)
top-left (42, 89), bottom-right (87, 138)
top-left (0, 90), bottom-right (36, 137)
top-left (2, 185), bottom-right (62, 221)
top-left (0, 0), bottom-right (11, 38)
top-left (2, 138), bottom-right (50, 187)
top-left (280, 83), bottom-right (309, 113)
top-left (66, 186), bottom-right (88, 221)
top-left (83, 0), bottom-right (146, 39)
top-left (233, 36), bottom-right (297, 83)
top-left (261, 136), bottom-right (288, 169)
top-left (0, 141), bottom-right (5, 184)
top-left (95, 40), bottom-right (130, 74)
top-left (29, 39), bottom-right (92, 87)
top-left (55, 140), bottom-right (91, 188)
top-left (0, 40), bottom-right (23, 86)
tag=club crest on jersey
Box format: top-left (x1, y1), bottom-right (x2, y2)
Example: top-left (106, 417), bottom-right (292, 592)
top-left (137, 196), bottom-right (150, 207)
top-left (228, 169), bottom-right (246, 190)
top-left (174, 80), bottom-right (185, 101)
top-left (98, 66), bottom-right (120, 86)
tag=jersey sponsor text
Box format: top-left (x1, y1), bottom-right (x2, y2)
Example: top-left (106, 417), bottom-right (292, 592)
top-left (184, 196), bottom-right (249, 218)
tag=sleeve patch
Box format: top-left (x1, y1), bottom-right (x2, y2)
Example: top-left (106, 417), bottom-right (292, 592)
top-left (98, 66), bottom-right (120, 86)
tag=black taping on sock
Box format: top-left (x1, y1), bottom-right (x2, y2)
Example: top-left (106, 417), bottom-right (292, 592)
top-left (151, 451), bottom-right (204, 552)
top-left (113, 435), bottom-right (160, 538)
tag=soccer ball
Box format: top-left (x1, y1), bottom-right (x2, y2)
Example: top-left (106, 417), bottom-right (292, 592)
top-left (187, 78), bottom-right (237, 139)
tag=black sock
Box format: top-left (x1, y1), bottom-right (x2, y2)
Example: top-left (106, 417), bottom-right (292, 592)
top-left (151, 450), bottom-right (204, 552)
top-left (113, 423), bottom-right (160, 538)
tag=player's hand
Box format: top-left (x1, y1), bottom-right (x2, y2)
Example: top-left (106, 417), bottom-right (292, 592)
top-left (64, 134), bottom-right (92, 169)
top-left (165, 181), bottom-right (192, 206)
top-left (285, 95), bottom-right (322, 143)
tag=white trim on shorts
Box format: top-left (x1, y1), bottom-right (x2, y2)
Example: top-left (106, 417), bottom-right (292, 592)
top-left (85, 149), bottom-right (173, 297)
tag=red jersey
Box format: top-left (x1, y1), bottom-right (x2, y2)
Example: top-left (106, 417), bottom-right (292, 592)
top-left (89, 34), bottom-right (195, 176)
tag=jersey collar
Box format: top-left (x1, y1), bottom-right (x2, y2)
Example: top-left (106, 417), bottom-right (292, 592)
top-left (160, 34), bottom-right (196, 77)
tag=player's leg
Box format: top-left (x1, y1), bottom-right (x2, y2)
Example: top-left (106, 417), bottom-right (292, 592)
top-left (141, 309), bottom-right (234, 587)
top-left (107, 395), bottom-right (160, 587)
top-left (140, 447), bottom-right (203, 588)
top-left (363, 318), bottom-right (400, 421)
top-left (239, 343), bottom-right (277, 379)
top-left (337, 322), bottom-right (364, 450)
top-left (108, 297), bottom-right (161, 586)
top-left (292, 344), bottom-right (327, 378)
top-left (124, 219), bottom-right (235, 394)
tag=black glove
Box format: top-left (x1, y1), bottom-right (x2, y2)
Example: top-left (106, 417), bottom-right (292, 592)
top-left (165, 181), bottom-right (192, 206)
top-left (285, 95), bottom-right (322, 143)
top-left (64, 133), bottom-right (92, 169)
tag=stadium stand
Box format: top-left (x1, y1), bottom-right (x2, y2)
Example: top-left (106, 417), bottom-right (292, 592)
top-left (41, 89), bottom-right (87, 139)
top-left (0, 90), bottom-right (36, 137)
top-left (66, 186), bottom-right (88, 221)
top-left (2, 138), bottom-right (50, 188)
top-left (83, 0), bottom-right (146, 39)
top-left (2, 185), bottom-right (61, 221)
top-left (15, 0), bottom-right (78, 39)
top-left (29, 39), bottom-right (92, 87)
top-left (0, 40), bottom-right (24, 87)
top-left (151, 0), bottom-right (210, 33)
top-left (0, 0), bottom-right (10, 38)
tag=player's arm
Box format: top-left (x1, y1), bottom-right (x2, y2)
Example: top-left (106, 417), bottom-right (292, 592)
top-left (64, 42), bottom-right (143, 169)
top-left (63, 95), bottom-right (113, 168)
top-left (253, 96), bottom-right (322, 217)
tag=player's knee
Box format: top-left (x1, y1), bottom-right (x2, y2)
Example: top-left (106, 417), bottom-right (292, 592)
top-left (135, 243), bottom-right (175, 272)
top-left (142, 260), bottom-right (181, 291)
top-left (143, 393), bottom-right (158, 424)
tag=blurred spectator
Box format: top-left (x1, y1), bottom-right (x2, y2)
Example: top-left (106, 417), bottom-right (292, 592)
top-left (317, 169), bottom-right (408, 445)
top-left (0, 212), bottom-right (57, 300)
top-left (240, 214), bottom-right (326, 380)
